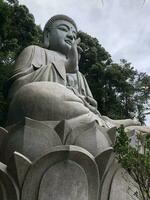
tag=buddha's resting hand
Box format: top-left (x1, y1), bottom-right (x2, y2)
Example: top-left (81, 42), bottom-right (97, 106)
top-left (79, 95), bottom-right (100, 115)
top-left (65, 38), bottom-right (81, 73)
top-left (85, 96), bottom-right (98, 108)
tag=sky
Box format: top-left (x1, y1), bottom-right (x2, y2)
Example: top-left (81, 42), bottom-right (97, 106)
top-left (18, 0), bottom-right (150, 124)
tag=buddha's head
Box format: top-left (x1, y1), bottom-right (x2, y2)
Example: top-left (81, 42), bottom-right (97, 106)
top-left (43, 15), bottom-right (78, 56)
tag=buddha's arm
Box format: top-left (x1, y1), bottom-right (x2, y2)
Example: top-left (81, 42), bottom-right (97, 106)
top-left (7, 46), bottom-right (35, 87)
top-left (15, 46), bottom-right (35, 73)
top-left (102, 116), bottom-right (141, 127)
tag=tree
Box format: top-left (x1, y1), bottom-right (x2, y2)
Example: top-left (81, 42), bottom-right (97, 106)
top-left (0, 0), bottom-right (42, 65)
top-left (78, 31), bottom-right (150, 123)
top-left (114, 125), bottom-right (150, 200)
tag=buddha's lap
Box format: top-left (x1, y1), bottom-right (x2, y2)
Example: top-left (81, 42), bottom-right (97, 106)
top-left (7, 82), bottom-right (90, 125)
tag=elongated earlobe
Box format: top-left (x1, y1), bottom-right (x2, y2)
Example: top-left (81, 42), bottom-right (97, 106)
top-left (43, 32), bottom-right (50, 48)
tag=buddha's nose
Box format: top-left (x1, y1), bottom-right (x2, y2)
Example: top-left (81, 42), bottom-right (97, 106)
top-left (67, 31), bottom-right (74, 40)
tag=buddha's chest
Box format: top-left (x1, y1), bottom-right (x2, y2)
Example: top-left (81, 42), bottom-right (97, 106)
top-left (66, 73), bottom-right (79, 90)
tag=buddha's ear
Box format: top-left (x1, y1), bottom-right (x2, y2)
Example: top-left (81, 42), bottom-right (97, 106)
top-left (43, 31), bottom-right (50, 48)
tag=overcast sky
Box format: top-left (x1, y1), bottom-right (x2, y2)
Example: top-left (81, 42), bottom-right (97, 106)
top-left (19, 0), bottom-right (150, 74)
top-left (18, 0), bottom-right (150, 123)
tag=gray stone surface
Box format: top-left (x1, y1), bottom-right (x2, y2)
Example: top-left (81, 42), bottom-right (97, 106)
top-left (61, 120), bottom-right (111, 156)
top-left (21, 145), bottom-right (100, 200)
top-left (13, 152), bottom-right (31, 188)
top-left (95, 147), bottom-right (113, 180)
top-left (107, 127), bottom-right (116, 145)
top-left (109, 168), bottom-right (140, 200)
top-left (0, 162), bottom-right (19, 200)
top-left (3, 117), bottom-right (61, 164)
top-left (99, 158), bottom-right (120, 200)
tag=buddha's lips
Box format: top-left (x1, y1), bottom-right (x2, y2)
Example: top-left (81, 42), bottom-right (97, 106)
top-left (65, 39), bottom-right (72, 45)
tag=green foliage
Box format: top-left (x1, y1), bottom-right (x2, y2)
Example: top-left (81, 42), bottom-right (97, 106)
top-left (78, 32), bottom-right (150, 123)
top-left (78, 31), bottom-right (112, 75)
top-left (0, 0), bottom-right (42, 64)
top-left (114, 125), bottom-right (150, 200)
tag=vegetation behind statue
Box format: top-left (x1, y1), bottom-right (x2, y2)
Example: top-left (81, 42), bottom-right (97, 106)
top-left (115, 125), bottom-right (150, 200)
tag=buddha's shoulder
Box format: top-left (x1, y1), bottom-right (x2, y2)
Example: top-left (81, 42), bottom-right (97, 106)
top-left (23, 45), bottom-right (56, 52)
top-left (22, 45), bottom-right (59, 57)
top-left (22, 45), bottom-right (48, 52)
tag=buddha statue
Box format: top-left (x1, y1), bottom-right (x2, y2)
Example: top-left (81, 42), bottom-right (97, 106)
top-left (0, 14), bottom-right (149, 200)
top-left (6, 14), bottom-right (143, 131)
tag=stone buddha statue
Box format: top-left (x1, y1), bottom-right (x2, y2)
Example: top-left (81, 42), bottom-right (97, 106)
top-left (6, 15), bottom-right (101, 125)
top-left (6, 14), bottom-right (143, 131)
top-left (0, 14), bottom-right (149, 200)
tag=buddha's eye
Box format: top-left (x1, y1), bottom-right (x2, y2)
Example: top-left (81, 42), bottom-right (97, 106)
top-left (57, 26), bottom-right (68, 32)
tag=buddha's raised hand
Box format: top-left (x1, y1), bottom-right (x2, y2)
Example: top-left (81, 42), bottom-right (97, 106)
top-left (65, 38), bottom-right (81, 73)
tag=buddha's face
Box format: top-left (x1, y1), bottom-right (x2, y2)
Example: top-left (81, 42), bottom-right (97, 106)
top-left (47, 20), bottom-right (77, 56)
